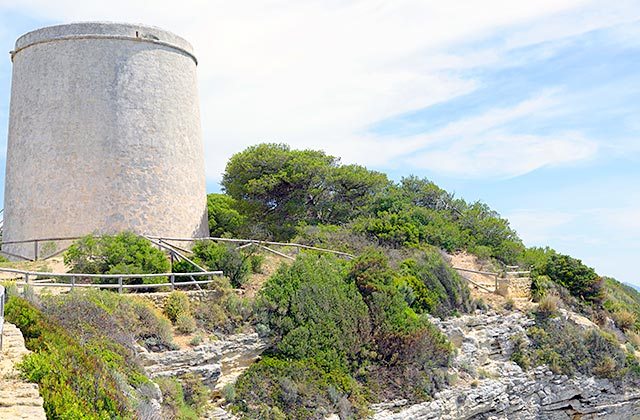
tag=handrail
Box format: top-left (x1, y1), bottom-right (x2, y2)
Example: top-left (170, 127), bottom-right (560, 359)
top-left (0, 268), bottom-right (223, 294)
top-left (452, 267), bottom-right (498, 276)
top-left (145, 235), bottom-right (356, 258)
top-left (0, 267), bottom-right (221, 278)
top-left (0, 234), bottom-right (356, 261)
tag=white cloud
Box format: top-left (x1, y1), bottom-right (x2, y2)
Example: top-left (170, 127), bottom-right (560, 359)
top-left (0, 0), bottom-right (637, 181)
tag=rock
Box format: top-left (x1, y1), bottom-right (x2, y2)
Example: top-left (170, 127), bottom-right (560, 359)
top-left (0, 323), bottom-right (47, 420)
top-left (370, 310), bottom-right (640, 420)
top-left (138, 332), bottom-right (268, 386)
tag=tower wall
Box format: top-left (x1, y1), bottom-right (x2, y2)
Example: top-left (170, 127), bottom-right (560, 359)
top-left (2, 22), bottom-right (208, 259)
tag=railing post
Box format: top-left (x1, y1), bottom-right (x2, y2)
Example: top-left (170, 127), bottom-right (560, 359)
top-left (170, 274), bottom-right (175, 290)
top-left (71, 276), bottom-right (76, 292)
top-left (24, 273), bottom-right (29, 285)
top-left (118, 277), bottom-right (123, 294)
top-left (34, 240), bottom-right (38, 261)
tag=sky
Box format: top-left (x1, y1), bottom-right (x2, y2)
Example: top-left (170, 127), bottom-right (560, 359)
top-left (0, 1), bottom-right (638, 285)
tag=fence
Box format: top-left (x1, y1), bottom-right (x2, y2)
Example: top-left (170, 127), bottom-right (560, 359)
top-left (0, 268), bottom-right (222, 293)
top-left (0, 234), bottom-right (356, 262)
top-left (452, 266), bottom-right (531, 295)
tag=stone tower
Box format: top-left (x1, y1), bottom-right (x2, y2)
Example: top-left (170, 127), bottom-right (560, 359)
top-left (2, 22), bottom-right (208, 259)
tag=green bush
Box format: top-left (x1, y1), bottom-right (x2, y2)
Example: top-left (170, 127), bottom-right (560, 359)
top-left (233, 357), bottom-right (366, 420)
top-left (156, 377), bottom-right (199, 420)
top-left (207, 193), bottom-right (247, 237)
top-left (180, 373), bottom-right (210, 415)
top-left (43, 290), bottom-right (174, 351)
top-left (5, 296), bottom-right (143, 418)
top-left (539, 254), bottom-right (603, 304)
top-left (164, 291), bottom-right (191, 323)
top-left (512, 315), bottom-right (632, 380)
top-left (64, 232), bottom-right (170, 284)
top-left (397, 249), bottom-right (471, 317)
top-left (176, 313), bottom-right (197, 334)
top-left (191, 240), bottom-right (250, 287)
top-left (260, 254), bottom-right (370, 369)
top-left (346, 250), bottom-right (453, 400)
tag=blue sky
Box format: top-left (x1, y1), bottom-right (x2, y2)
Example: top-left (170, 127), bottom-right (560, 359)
top-left (0, 1), bottom-right (638, 285)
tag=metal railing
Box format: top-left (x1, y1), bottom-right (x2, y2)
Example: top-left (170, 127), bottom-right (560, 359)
top-left (0, 268), bottom-right (222, 293)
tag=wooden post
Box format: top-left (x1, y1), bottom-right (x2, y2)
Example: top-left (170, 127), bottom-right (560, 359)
top-left (170, 251), bottom-right (175, 272)
top-left (170, 274), bottom-right (175, 291)
top-left (34, 240), bottom-right (38, 261)
top-left (71, 276), bottom-right (76, 292)
top-left (24, 273), bottom-right (29, 284)
top-left (118, 277), bottom-right (123, 294)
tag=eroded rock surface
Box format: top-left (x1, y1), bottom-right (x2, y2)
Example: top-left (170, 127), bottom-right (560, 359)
top-left (372, 311), bottom-right (640, 420)
top-left (138, 332), bottom-right (268, 386)
top-left (0, 322), bottom-right (46, 420)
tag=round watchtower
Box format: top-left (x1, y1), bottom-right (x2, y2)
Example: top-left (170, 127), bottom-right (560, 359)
top-left (2, 22), bottom-right (208, 259)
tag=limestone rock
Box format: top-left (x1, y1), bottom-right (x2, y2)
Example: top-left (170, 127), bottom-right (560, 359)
top-left (372, 310), bottom-right (640, 420)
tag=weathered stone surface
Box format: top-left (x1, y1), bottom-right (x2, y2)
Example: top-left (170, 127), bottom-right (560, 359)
top-left (0, 322), bottom-right (46, 419)
top-left (3, 22), bottom-right (208, 259)
top-left (372, 310), bottom-right (640, 420)
top-left (139, 289), bottom-right (223, 311)
top-left (138, 332), bottom-right (268, 386)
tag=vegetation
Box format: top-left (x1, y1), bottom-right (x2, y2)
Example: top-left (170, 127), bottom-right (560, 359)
top-left (9, 143), bottom-right (640, 419)
top-left (156, 375), bottom-right (209, 419)
top-left (164, 291), bottom-right (191, 323)
top-left (207, 193), bottom-right (247, 237)
top-left (5, 294), bottom-right (165, 418)
top-left (233, 252), bottom-right (458, 418)
top-left (64, 232), bottom-right (170, 284)
top-left (512, 314), bottom-right (631, 380)
top-left (185, 240), bottom-right (256, 287)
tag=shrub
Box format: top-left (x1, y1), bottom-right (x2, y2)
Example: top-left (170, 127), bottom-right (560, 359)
top-left (397, 249), bottom-right (471, 317)
top-left (156, 377), bottom-right (199, 420)
top-left (64, 232), bottom-right (170, 284)
top-left (260, 254), bottom-right (370, 369)
top-left (504, 298), bottom-right (515, 311)
top-left (222, 383), bottom-right (236, 403)
top-left (515, 316), bottom-right (631, 380)
top-left (191, 240), bottom-right (250, 287)
top-left (540, 254), bottom-right (603, 304)
top-left (42, 290), bottom-right (174, 351)
top-left (537, 294), bottom-right (560, 318)
top-left (233, 357), bottom-right (366, 420)
top-left (612, 309), bottom-right (637, 331)
top-left (5, 296), bottom-right (142, 418)
top-left (164, 291), bottom-right (191, 323)
top-left (189, 334), bottom-right (204, 347)
top-left (247, 252), bottom-right (265, 274)
top-left (180, 373), bottom-right (210, 415)
top-left (176, 313), bottom-right (197, 334)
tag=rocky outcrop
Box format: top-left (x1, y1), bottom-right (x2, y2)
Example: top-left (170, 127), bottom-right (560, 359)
top-left (372, 310), bottom-right (640, 420)
top-left (138, 332), bottom-right (268, 386)
top-left (0, 322), bottom-right (46, 420)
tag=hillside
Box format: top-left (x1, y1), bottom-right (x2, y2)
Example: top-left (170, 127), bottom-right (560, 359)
top-left (2, 143), bottom-right (640, 419)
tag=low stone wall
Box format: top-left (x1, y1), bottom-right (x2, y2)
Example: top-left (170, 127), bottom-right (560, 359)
top-left (137, 289), bottom-right (223, 310)
top-left (508, 277), bottom-right (532, 299)
top-left (0, 323), bottom-right (46, 419)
